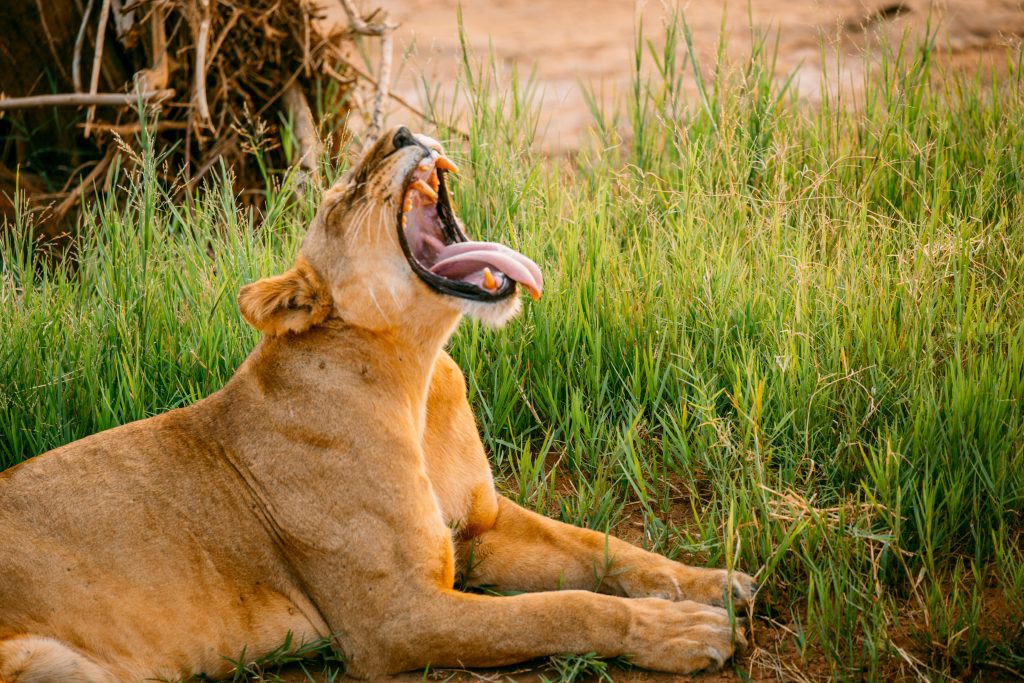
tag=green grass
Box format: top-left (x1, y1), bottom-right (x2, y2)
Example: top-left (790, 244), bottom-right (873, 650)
top-left (217, 632), bottom-right (342, 683)
top-left (3, 13), bottom-right (1024, 681)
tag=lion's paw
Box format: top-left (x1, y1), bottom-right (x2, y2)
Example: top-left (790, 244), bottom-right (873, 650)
top-left (620, 562), bottom-right (758, 610)
top-left (624, 598), bottom-right (747, 674)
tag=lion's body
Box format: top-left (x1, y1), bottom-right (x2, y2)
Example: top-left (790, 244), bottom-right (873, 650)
top-left (0, 129), bottom-right (755, 682)
top-left (0, 326), bottom-right (491, 680)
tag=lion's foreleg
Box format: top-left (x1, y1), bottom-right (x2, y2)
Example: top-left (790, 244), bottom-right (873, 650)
top-left (459, 496), bottom-right (757, 608)
top-left (352, 588), bottom-right (744, 677)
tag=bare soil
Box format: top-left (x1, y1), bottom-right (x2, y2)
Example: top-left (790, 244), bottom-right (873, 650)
top-left (356, 0), bottom-right (1024, 152)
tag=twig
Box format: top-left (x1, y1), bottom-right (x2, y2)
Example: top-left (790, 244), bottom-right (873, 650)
top-left (206, 9), bottom-right (242, 68)
top-left (365, 28), bottom-right (393, 143)
top-left (336, 0), bottom-right (390, 36)
top-left (57, 159), bottom-right (104, 194)
top-left (120, 0), bottom-right (157, 11)
top-left (980, 661), bottom-right (1024, 681)
top-left (185, 135), bottom-right (237, 192)
top-left (183, 111), bottom-right (195, 219)
top-left (193, 0), bottom-right (212, 126)
top-left (282, 82), bottom-right (320, 181)
top-left (73, 0), bottom-right (97, 93)
top-left (302, 3), bottom-right (311, 77)
top-left (51, 145), bottom-right (118, 221)
top-left (76, 120), bottom-right (188, 135)
top-left (323, 61), bottom-right (469, 141)
top-left (109, 0), bottom-right (136, 41)
top-left (333, 2), bottom-right (467, 142)
top-left (322, 62), bottom-right (355, 86)
top-left (254, 65), bottom-right (304, 118)
top-left (36, 0), bottom-right (72, 85)
top-left (137, 6), bottom-right (170, 91)
top-left (514, 378), bottom-right (543, 426)
top-left (84, 0), bottom-right (114, 138)
top-left (335, 0), bottom-right (396, 145)
top-left (0, 90), bottom-right (174, 111)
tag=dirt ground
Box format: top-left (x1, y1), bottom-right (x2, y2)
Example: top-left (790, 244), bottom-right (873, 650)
top-left (346, 0), bottom-right (1024, 152)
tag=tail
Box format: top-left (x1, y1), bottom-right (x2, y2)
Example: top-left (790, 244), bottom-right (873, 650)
top-left (0, 636), bottom-right (115, 683)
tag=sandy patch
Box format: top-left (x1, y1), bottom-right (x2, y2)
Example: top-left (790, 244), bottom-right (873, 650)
top-left (336, 0), bottom-right (1024, 152)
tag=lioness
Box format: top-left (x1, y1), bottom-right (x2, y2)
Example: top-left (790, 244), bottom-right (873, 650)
top-left (0, 127), bottom-right (756, 682)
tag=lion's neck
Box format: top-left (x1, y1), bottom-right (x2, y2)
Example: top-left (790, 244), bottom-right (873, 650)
top-left (234, 312), bottom-right (462, 433)
top-left (375, 312), bottom-right (463, 429)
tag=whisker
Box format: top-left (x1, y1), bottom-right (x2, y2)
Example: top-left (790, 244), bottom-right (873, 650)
top-left (365, 284), bottom-right (390, 325)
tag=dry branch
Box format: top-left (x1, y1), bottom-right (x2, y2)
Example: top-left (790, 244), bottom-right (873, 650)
top-left (78, 120), bottom-right (189, 135)
top-left (366, 29), bottom-right (393, 143)
top-left (282, 82), bottom-right (319, 177)
top-left (109, 0), bottom-right (136, 41)
top-left (84, 0), bottom-right (113, 137)
top-left (138, 6), bottom-right (170, 91)
top-left (0, 90), bottom-right (174, 110)
top-left (51, 145), bottom-right (118, 221)
top-left (337, 0), bottom-right (389, 36)
top-left (336, 0), bottom-right (396, 145)
top-left (193, 0), bottom-right (212, 126)
top-left (73, 0), bottom-right (97, 93)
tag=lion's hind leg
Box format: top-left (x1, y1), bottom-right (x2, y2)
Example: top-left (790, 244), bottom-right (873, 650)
top-left (0, 636), bottom-right (116, 683)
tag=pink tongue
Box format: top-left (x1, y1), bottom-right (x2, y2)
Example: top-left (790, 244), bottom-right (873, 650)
top-left (430, 241), bottom-right (544, 299)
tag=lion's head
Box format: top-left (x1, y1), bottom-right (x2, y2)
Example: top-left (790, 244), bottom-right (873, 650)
top-left (237, 126), bottom-right (543, 337)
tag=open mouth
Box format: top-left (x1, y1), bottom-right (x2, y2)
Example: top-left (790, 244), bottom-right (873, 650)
top-left (396, 152), bottom-right (543, 302)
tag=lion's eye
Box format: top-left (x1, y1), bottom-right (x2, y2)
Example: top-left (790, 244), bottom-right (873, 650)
top-left (392, 127), bottom-right (416, 151)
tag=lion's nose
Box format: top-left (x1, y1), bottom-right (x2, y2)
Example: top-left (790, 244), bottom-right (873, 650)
top-left (392, 127), bottom-right (416, 150)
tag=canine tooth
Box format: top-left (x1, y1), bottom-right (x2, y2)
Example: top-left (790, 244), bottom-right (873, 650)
top-left (435, 156), bottom-right (459, 174)
top-left (482, 267), bottom-right (497, 290)
top-left (412, 179), bottom-right (438, 200)
top-left (428, 171), bottom-right (439, 192)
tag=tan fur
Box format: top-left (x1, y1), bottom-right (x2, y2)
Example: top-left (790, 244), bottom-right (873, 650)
top-left (0, 128), bottom-right (756, 682)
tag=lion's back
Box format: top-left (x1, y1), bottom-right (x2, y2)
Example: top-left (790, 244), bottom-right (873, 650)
top-left (0, 414), bottom-right (201, 615)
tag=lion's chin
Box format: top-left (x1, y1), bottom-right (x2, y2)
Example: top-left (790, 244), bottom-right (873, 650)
top-left (457, 294), bottom-right (523, 328)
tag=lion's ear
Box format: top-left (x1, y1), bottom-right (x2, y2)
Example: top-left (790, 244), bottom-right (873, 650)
top-left (237, 256), bottom-right (333, 336)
